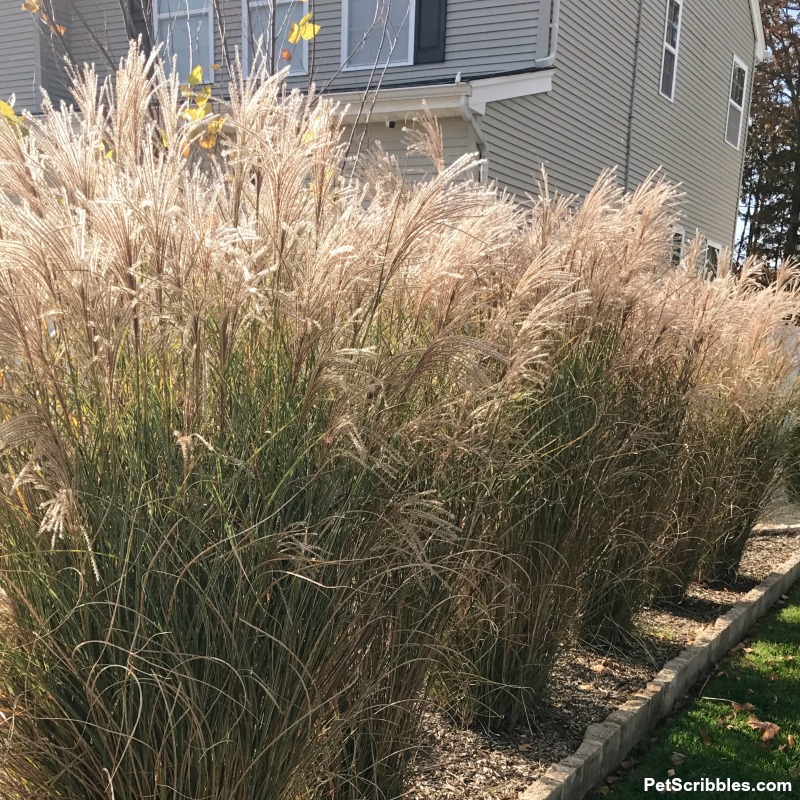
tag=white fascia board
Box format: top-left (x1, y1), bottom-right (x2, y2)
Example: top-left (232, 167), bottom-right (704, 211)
top-left (468, 70), bottom-right (553, 114)
top-left (329, 69), bottom-right (554, 124)
top-left (750, 0), bottom-right (768, 62)
top-left (330, 83), bottom-right (471, 124)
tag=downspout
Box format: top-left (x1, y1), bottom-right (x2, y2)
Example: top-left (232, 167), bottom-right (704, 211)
top-left (460, 94), bottom-right (489, 184)
top-left (533, 0), bottom-right (561, 68)
top-left (623, 0), bottom-right (646, 192)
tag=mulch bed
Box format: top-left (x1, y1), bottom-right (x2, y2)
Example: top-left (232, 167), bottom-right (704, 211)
top-left (407, 520), bottom-right (800, 800)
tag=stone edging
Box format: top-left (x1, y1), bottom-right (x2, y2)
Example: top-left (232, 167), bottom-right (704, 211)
top-left (519, 550), bottom-right (800, 800)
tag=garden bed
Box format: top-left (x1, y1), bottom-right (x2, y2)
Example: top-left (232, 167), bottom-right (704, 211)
top-left (408, 524), bottom-right (800, 800)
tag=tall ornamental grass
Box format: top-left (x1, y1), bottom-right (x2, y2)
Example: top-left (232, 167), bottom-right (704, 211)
top-left (0, 45), bottom-right (798, 798)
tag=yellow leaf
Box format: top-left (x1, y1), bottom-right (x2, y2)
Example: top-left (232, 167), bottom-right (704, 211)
top-left (104, 148), bottom-right (114, 160)
top-left (0, 100), bottom-right (16, 120)
top-left (20, 0), bottom-right (40, 12)
top-left (181, 140), bottom-right (191, 158)
top-left (298, 11), bottom-right (313, 25)
top-left (180, 85), bottom-right (195, 99)
top-left (50, 22), bottom-right (66, 35)
top-left (199, 116), bottom-right (225, 149)
top-left (199, 130), bottom-right (217, 149)
top-left (179, 106), bottom-right (208, 122)
top-left (288, 21), bottom-right (301, 44)
top-left (299, 21), bottom-right (320, 40)
top-left (281, 47), bottom-right (292, 62)
top-left (187, 64), bottom-right (203, 87)
top-left (211, 63), bottom-right (221, 70)
top-left (195, 85), bottom-right (212, 107)
top-left (159, 128), bottom-right (169, 148)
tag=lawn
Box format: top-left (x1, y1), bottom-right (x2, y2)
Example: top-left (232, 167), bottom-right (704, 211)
top-left (598, 583), bottom-right (800, 798)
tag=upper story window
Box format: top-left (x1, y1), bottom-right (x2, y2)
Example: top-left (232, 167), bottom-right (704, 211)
top-left (154, 0), bottom-right (214, 81)
top-left (247, 0), bottom-right (309, 75)
top-left (659, 0), bottom-right (682, 101)
top-left (725, 56), bottom-right (748, 149)
top-left (341, 0), bottom-right (447, 70)
top-left (343, 0), bottom-right (416, 69)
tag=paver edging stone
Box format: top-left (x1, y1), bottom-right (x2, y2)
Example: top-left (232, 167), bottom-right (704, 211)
top-left (517, 549), bottom-right (800, 800)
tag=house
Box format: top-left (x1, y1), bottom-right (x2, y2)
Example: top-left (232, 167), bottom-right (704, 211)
top-left (0, 0), bottom-right (767, 258)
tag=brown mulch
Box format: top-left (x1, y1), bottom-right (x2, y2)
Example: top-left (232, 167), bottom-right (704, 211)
top-left (408, 517), bottom-right (800, 800)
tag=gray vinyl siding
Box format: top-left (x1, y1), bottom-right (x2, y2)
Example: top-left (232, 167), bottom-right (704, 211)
top-left (482, 0), bottom-right (757, 248)
top-left (285, 0), bottom-right (544, 92)
top-left (483, 0), bottom-right (638, 202)
top-left (347, 116), bottom-right (476, 181)
top-left (0, 6), bottom-right (42, 111)
top-left (625, 0), bottom-right (755, 247)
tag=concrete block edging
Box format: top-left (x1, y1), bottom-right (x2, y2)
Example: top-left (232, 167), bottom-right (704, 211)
top-left (519, 550), bottom-right (800, 800)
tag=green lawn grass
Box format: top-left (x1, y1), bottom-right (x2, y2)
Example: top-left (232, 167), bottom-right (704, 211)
top-left (595, 583), bottom-right (800, 799)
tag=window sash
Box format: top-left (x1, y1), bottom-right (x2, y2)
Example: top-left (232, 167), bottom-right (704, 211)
top-left (725, 57), bottom-right (748, 149)
top-left (154, 0), bottom-right (214, 81)
top-left (342, 0), bottom-right (416, 71)
top-left (659, 0), bottom-right (682, 100)
top-left (247, 0), bottom-right (309, 75)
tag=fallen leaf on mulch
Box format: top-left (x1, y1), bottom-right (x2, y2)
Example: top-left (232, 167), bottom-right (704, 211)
top-left (597, 787), bottom-right (611, 796)
top-left (788, 734), bottom-right (796, 748)
top-left (700, 731), bottom-right (713, 745)
top-left (731, 701), bottom-right (756, 713)
top-left (591, 663), bottom-right (608, 674)
top-left (518, 743), bottom-right (531, 752)
top-left (747, 716), bottom-right (781, 741)
top-left (768, 672), bottom-right (779, 681)
top-left (670, 752), bottom-right (687, 765)
top-left (620, 759), bottom-right (638, 769)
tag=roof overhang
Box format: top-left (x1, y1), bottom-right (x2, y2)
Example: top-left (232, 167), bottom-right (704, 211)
top-left (750, 0), bottom-right (769, 62)
top-left (329, 69), bottom-right (554, 125)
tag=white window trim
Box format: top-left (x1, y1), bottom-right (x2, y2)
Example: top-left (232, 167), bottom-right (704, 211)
top-left (725, 55), bottom-right (749, 150)
top-left (153, 0), bottom-right (215, 83)
top-left (659, 0), bottom-right (683, 102)
top-left (340, 0), bottom-right (416, 72)
top-left (241, 0), bottom-right (309, 77)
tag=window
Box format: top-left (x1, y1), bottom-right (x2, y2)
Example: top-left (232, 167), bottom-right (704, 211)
top-left (725, 56), bottom-right (748, 149)
top-left (246, 0), bottom-right (309, 75)
top-left (155, 0), bottom-right (214, 81)
top-left (671, 227), bottom-right (685, 266)
top-left (703, 242), bottom-right (720, 280)
top-left (659, 0), bottom-right (682, 100)
top-left (342, 0), bottom-right (416, 70)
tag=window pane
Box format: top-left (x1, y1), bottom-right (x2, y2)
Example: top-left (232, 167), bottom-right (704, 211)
top-left (726, 103), bottom-right (743, 147)
top-left (704, 246), bottom-right (719, 280)
top-left (671, 231), bottom-right (684, 266)
top-left (661, 49), bottom-right (676, 97)
top-left (665, 0), bottom-right (681, 48)
top-left (160, 0), bottom-right (207, 15)
top-left (731, 64), bottom-right (746, 106)
top-left (249, 1), bottom-right (307, 74)
top-left (347, 0), bottom-right (413, 68)
top-left (158, 14), bottom-right (211, 79)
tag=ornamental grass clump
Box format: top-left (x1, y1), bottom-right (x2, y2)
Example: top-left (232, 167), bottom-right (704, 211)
top-left (0, 46), bottom-right (586, 799)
